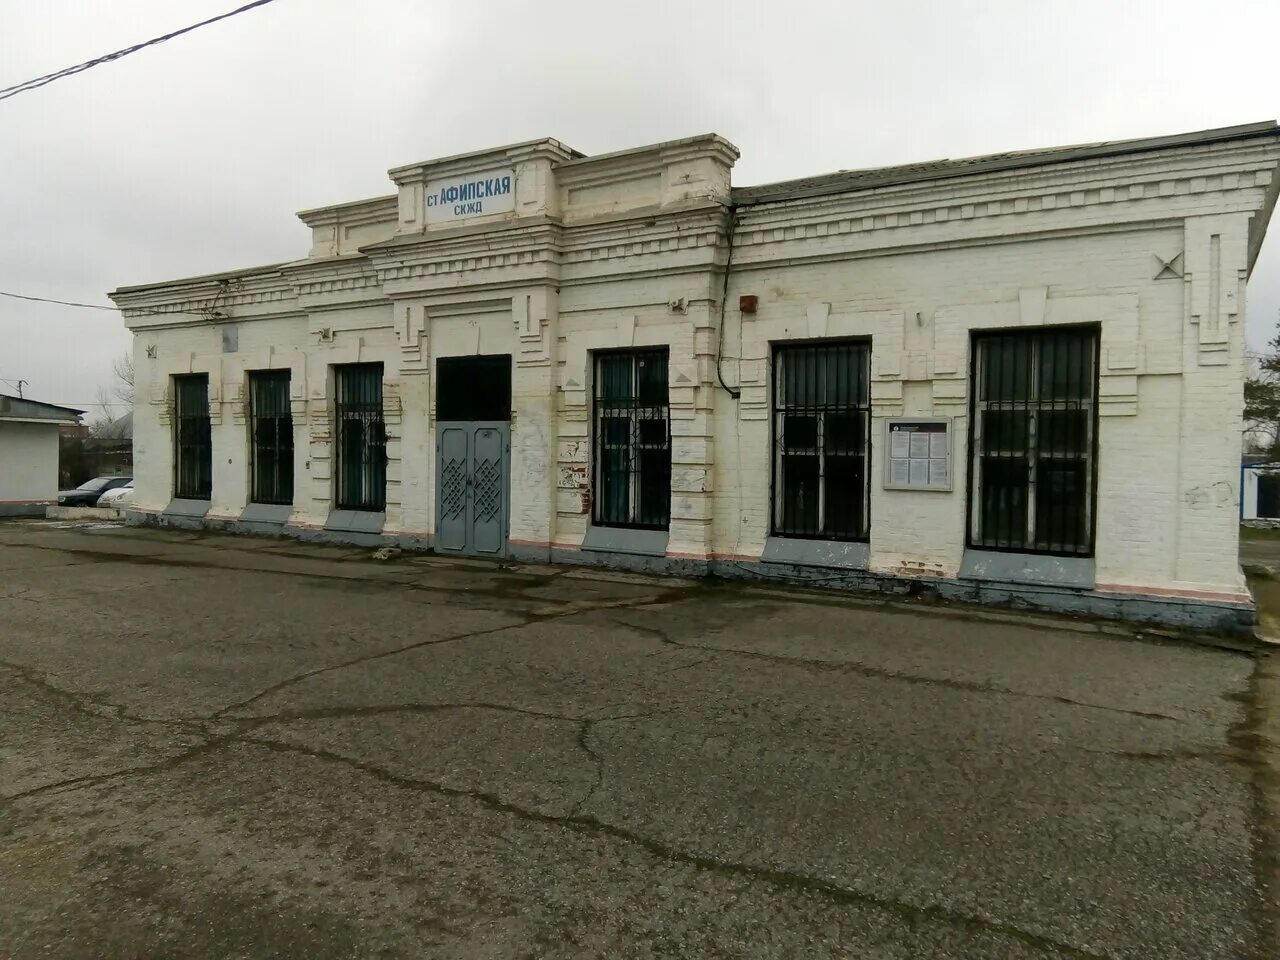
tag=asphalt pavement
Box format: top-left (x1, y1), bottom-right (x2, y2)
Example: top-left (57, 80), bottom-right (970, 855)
top-left (1, 519), bottom-right (1277, 959)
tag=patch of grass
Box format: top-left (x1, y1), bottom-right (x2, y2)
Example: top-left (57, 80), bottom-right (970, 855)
top-left (1241, 525), bottom-right (1280, 541)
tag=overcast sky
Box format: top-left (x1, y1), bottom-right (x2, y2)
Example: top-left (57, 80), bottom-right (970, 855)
top-left (2, 0), bottom-right (1278, 418)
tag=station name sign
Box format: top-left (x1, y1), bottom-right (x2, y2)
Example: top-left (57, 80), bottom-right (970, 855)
top-left (425, 168), bottom-right (515, 223)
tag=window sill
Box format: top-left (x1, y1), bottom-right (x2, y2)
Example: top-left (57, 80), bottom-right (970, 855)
top-left (959, 549), bottom-right (1095, 589)
top-left (761, 536), bottom-right (868, 570)
top-left (581, 525), bottom-right (669, 558)
top-left (324, 510), bottom-right (385, 534)
top-left (163, 498), bottom-right (210, 518)
top-left (241, 503), bottom-right (292, 525)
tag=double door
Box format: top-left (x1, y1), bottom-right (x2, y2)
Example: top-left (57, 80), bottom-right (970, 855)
top-left (434, 355), bottom-right (512, 557)
top-left (436, 422), bottom-right (508, 556)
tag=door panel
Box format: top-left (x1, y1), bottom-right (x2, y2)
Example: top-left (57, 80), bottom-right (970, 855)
top-left (437, 426), bottom-right (469, 553)
top-left (469, 426), bottom-right (506, 556)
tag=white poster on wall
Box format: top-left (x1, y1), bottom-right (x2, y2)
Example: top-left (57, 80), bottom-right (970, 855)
top-left (425, 168), bottom-right (515, 224)
top-left (883, 418), bottom-right (952, 492)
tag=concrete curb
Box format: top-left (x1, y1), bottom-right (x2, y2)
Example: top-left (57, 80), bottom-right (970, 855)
top-left (45, 506), bottom-right (124, 521)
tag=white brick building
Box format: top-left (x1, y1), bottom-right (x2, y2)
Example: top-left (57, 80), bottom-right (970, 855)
top-left (110, 123), bottom-right (1280, 630)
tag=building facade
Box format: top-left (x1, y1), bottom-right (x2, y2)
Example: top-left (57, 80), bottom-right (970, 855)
top-left (0, 395), bottom-right (84, 515)
top-left (110, 123), bottom-right (1280, 630)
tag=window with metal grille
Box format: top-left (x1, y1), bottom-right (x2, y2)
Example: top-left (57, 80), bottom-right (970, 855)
top-left (969, 327), bottom-right (1098, 555)
top-left (173, 374), bottom-right (212, 500)
top-left (249, 370), bottom-right (293, 505)
top-left (593, 349), bottom-right (670, 529)
top-left (772, 340), bottom-right (871, 541)
top-left (334, 363), bottom-right (386, 512)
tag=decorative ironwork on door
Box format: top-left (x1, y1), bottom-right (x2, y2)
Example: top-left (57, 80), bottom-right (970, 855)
top-left (440, 454), bottom-right (468, 522)
top-left (435, 422), bottom-right (509, 557)
top-left (472, 454), bottom-right (502, 523)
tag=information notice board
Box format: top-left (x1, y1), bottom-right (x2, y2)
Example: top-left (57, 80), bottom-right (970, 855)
top-left (883, 418), bottom-right (952, 491)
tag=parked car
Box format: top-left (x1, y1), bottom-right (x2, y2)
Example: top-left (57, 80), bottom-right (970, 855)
top-left (57, 476), bottom-right (132, 507)
top-left (96, 480), bottom-right (134, 508)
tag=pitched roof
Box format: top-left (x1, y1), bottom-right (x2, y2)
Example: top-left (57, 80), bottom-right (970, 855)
top-left (731, 121), bottom-right (1280, 206)
top-left (0, 394), bottom-right (84, 423)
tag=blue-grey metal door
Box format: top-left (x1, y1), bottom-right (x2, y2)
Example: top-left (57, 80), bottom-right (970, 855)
top-left (437, 425), bottom-right (470, 553)
top-left (435, 421), bottom-right (509, 557)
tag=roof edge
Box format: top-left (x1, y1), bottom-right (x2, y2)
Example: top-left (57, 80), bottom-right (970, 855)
top-left (0, 394), bottom-right (85, 420)
top-left (554, 133), bottom-right (741, 170)
top-left (732, 121), bottom-right (1280, 205)
top-left (109, 261), bottom-right (291, 300)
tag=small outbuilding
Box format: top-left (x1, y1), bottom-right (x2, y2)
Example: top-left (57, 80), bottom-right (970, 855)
top-left (0, 394), bottom-right (85, 516)
top-left (1241, 455), bottom-right (1280, 523)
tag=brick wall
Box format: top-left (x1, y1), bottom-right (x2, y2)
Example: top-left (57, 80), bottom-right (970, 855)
top-left (112, 130), bottom-right (1280, 603)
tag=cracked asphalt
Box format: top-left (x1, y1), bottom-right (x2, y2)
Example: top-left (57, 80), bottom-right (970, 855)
top-left (2, 520), bottom-right (1279, 960)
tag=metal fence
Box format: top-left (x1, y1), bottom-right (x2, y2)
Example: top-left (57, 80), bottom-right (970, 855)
top-left (969, 327), bottom-right (1098, 555)
top-left (334, 363), bottom-right (386, 512)
top-left (249, 370), bottom-right (293, 505)
top-left (173, 374), bottom-right (212, 500)
top-left (772, 340), bottom-right (871, 541)
top-left (593, 349), bottom-right (670, 529)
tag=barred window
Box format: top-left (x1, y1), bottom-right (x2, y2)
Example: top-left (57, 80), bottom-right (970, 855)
top-left (249, 370), bottom-right (293, 505)
top-left (969, 327), bottom-right (1098, 555)
top-left (334, 363), bottom-right (386, 512)
top-left (173, 374), bottom-right (212, 500)
top-left (772, 340), bottom-right (871, 541)
top-left (593, 349), bottom-right (670, 529)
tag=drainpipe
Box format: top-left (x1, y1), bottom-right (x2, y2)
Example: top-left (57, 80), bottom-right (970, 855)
top-left (714, 203), bottom-right (741, 399)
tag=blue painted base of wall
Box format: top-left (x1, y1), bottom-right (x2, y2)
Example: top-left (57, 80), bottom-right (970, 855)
top-left (123, 510), bottom-right (1254, 636)
top-left (710, 557), bottom-right (1254, 635)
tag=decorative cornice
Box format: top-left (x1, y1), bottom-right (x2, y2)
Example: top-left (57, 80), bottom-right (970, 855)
top-left (296, 194), bottom-right (397, 229)
top-left (111, 263), bottom-right (289, 303)
top-left (387, 137), bottom-right (581, 185)
top-left (733, 124), bottom-right (1278, 205)
top-left (364, 218), bottom-right (561, 257)
top-left (376, 249), bottom-right (559, 283)
top-left (282, 256), bottom-right (381, 295)
top-left (112, 268), bottom-right (299, 328)
top-left (733, 139), bottom-right (1280, 244)
top-left (731, 166), bottom-right (1276, 258)
top-left (290, 273), bottom-right (384, 297)
top-left (555, 134), bottom-right (739, 188)
top-left (110, 126), bottom-right (1280, 325)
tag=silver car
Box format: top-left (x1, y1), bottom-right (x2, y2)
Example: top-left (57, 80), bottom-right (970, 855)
top-left (95, 480), bottom-right (134, 508)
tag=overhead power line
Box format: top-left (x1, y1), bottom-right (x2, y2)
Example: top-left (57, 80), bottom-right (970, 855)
top-left (0, 0), bottom-right (282, 103)
top-left (39, 401), bottom-right (122, 408)
top-left (0, 289), bottom-right (215, 318)
top-left (0, 290), bottom-right (116, 310)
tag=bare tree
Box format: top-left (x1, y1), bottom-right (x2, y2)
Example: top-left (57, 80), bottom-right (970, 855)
top-left (89, 352), bottom-right (135, 437)
top-left (111, 352), bottom-right (134, 405)
top-left (89, 385), bottom-right (117, 436)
